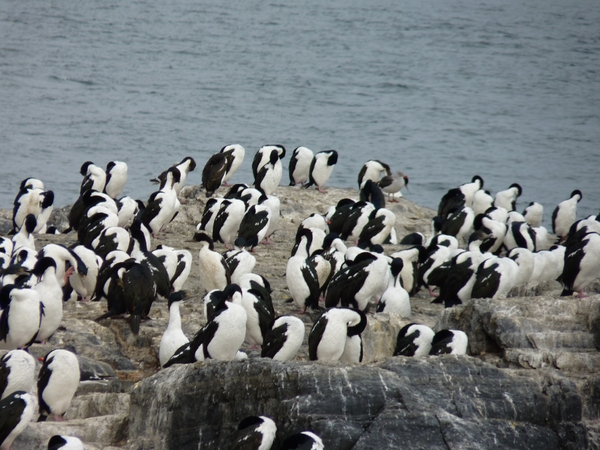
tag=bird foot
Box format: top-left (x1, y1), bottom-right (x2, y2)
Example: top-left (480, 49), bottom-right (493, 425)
top-left (318, 187), bottom-right (327, 194)
top-left (577, 290), bottom-right (589, 298)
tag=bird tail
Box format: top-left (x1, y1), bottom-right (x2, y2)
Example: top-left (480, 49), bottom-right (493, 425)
top-left (130, 314), bottom-right (141, 335)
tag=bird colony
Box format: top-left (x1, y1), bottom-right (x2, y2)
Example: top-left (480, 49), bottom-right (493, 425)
top-left (0, 144), bottom-right (596, 449)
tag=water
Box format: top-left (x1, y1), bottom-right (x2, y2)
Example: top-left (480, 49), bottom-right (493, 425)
top-left (1, 0), bottom-right (599, 226)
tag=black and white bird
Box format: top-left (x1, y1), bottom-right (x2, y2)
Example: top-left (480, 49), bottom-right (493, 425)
top-left (212, 199), bottom-right (246, 248)
top-left (141, 167), bottom-right (181, 236)
top-left (159, 291), bottom-right (189, 367)
top-left (437, 188), bottom-right (466, 222)
top-left (289, 146), bottom-right (314, 186)
top-left (47, 435), bottom-right (85, 450)
top-left (472, 189), bottom-right (494, 216)
top-left (376, 258), bottom-right (410, 316)
top-left (152, 245), bottom-right (193, 293)
top-left (197, 284), bottom-right (247, 361)
top-left (37, 348), bottom-right (80, 422)
top-left (0, 285), bottom-right (42, 350)
top-left (202, 152), bottom-right (228, 197)
top-left (252, 145), bottom-right (285, 180)
top-left (224, 243), bottom-right (256, 284)
top-left (471, 256), bottom-right (519, 300)
top-left (0, 391), bottom-right (36, 450)
top-left (503, 220), bottom-right (537, 252)
top-left (220, 144), bottom-right (245, 186)
top-left (31, 257), bottom-right (64, 343)
top-left (378, 171), bottom-right (409, 202)
top-left (261, 315), bottom-right (306, 361)
top-left (440, 205), bottom-right (475, 243)
top-left (458, 175), bottom-right (484, 208)
top-left (559, 231), bottom-right (600, 297)
top-left (11, 214), bottom-right (37, 252)
top-left (390, 246), bottom-right (425, 296)
top-left (552, 190), bottom-right (583, 241)
top-left (240, 287), bottom-right (274, 347)
top-left (358, 208), bottom-right (396, 246)
top-left (151, 156), bottom-right (196, 196)
top-left (286, 229), bottom-right (320, 312)
top-left (494, 183), bottom-right (522, 211)
top-left (196, 198), bottom-right (225, 239)
top-left (230, 415), bottom-right (277, 450)
top-left (429, 329), bottom-right (469, 355)
top-left (280, 431), bottom-right (324, 450)
top-left (195, 233), bottom-right (231, 293)
top-left (325, 252), bottom-right (389, 311)
top-left (523, 201), bottom-right (544, 228)
top-left (359, 180), bottom-right (385, 210)
top-left (254, 149), bottom-right (282, 196)
top-left (339, 309), bottom-right (368, 364)
top-left (472, 213), bottom-right (506, 254)
top-left (79, 161), bottom-right (106, 194)
top-left (0, 350), bottom-right (35, 400)
top-left (357, 159), bottom-right (391, 188)
top-left (393, 323), bottom-right (435, 357)
top-left (304, 150), bottom-right (338, 193)
top-left (237, 205), bottom-right (272, 251)
top-left (104, 161), bottom-right (128, 199)
top-left (11, 182), bottom-right (44, 234)
top-left (308, 307), bottom-right (365, 361)
top-left (340, 201), bottom-right (376, 243)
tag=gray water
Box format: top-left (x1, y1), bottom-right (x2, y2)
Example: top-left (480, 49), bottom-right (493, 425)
top-left (2, 0), bottom-right (599, 226)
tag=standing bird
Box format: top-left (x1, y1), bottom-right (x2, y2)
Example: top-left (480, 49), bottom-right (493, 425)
top-left (472, 189), bottom-right (494, 216)
top-left (459, 175), bottom-right (484, 208)
top-left (32, 257), bottom-right (65, 343)
top-left (202, 152), bottom-right (228, 197)
top-left (394, 323), bottom-right (435, 357)
top-left (261, 315), bottom-right (306, 361)
top-left (151, 156), bottom-right (196, 196)
top-left (79, 161), bottom-right (107, 194)
top-left (280, 432), bottom-right (324, 450)
top-left (237, 205), bottom-right (272, 251)
top-left (254, 149), bottom-right (282, 196)
top-left (0, 391), bottom-right (36, 450)
top-left (304, 150), bottom-right (338, 193)
top-left (141, 167), bottom-right (181, 236)
top-left (286, 230), bottom-right (320, 312)
top-left (212, 199), bottom-right (247, 248)
top-left (429, 329), bottom-right (469, 355)
top-left (339, 309), bottom-right (368, 364)
top-left (309, 307), bottom-right (365, 361)
top-left (289, 146), bottom-right (314, 186)
top-left (230, 416), bottom-right (277, 450)
top-left (523, 201), bottom-right (544, 228)
top-left (559, 232), bottom-right (600, 297)
top-left (376, 258), bottom-right (410, 316)
top-left (104, 161), bottom-right (128, 199)
top-left (552, 190), bottom-right (583, 241)
top-left (220, 144), bottom-right (245, 186)
top-left (357, 160), bottom-right (391, 188)
top-left (378, 171), bottom-right (409, 202)
top-left (494, 183), bottom-right (522, 211)
top-left (195, 233), bottom-right (231, 293)
top-left (471, 256), bottom-right (519, 300)
top-left (252, 145), bottom-right (286, 180)
top-left (159, 291), bottom-right (189, 367)
top-left (37, 349), bottom-right (80, 422)
top-left (0, 350), bottom-right (36, 400)
top-left (0, 285), bottom-right (43, 350)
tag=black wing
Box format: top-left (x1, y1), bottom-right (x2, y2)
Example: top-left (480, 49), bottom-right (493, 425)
top-left (308, 313), bottom-right (328, 361)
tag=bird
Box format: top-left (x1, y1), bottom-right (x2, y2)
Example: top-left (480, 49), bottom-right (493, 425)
top-left (394, 323), bottom-right (435, 357)
top-left (472, 189), bottom-right (494, 216)
top-left (358, 208), bottom-right (396, 246)
top-left (339, 309), bottom-right (368, 364)
top-left (224, 243), bottom-right (256, 284)
top-left (0, 391), bottom-right (36, 450)
top-left (140, 167), bottom-right (181, 236)
top-left (237, 205), bottom-right (272, 251)
top-left (47, 435), bottom-right (85, 450)
top-left (359, 180), bottom-right (385, 210)
top-left (459, 175), bottom-right (484, 207)
top-left (429, 329), bottom-right (469, 355)
top-left (212, 199), bottom-right (246, 248)
top-left (340, 201), bottom-right (376, 243)
top-left (376, 258), bottom-right (410, 316)
top-left (220, 144), bottom-right (245, 186)
top-left (11, 214), bottom-right (37, 252)
top-left (252, 145), bottom-right (286, 180)
top-left (494, 183), bottom-right (522, 211)
top-left (104, 161), bottom-right (128, 199)
top-left (503, 220), bottom-right (537, 252)
top-left (79, 161), bottom-right (106, 194)
top-left (0, 350), bottom-right (35, 400)
top-left (150, 156), bottom-right (196, 195)
top-left (308, 307), bottom-right (365, 361)
top-left (261, 315), bottom-right (306, 361)
top-left (254, 149), bottom-right (282, 195)
top-left (559, 231), bottom-right (600, 297)
top-left (304, 149), bottom-right (338, 193)
top-left (31, 257), bottom-right (65, 343)
top-left (440, 205), bottom-right (475, 243)
top-left (325, 251), bottom-right (389, 312)
top-left (195, 232), bottom-right (231, 293)
top-left (285, 229), bottom-right (320, 312)
top-left (199, 284), bottom-right (247, 361)
top-left (230, 415), bottom-right (277, 450)
top-left (196, 198), bottom-right (225, 238)
top-left (437, 188), bottom-right (465, 222)
top-left (378, 171), bottom-right (409, 202)
top-left (280, 431), bottom-right (324, 450)
top-left (159, 291), bottom-right (190, 367)
top-left (523, 201), bottom-right (544, 228)
top-left (37, 348), bottom-right (80, 422)
top-left (201, 152), bottom-right (228, 197)
top-left (390, 246), bottom-right (425, 296)
top-left (552, 190), bottom-right (583, 241)
top-left (288, 146), bottom-right (314, 186)
top-left (153, 246), bottom-right (192, 293)
top-left (471, 256), bottom-right (519, 300)
top-left (0, 285), bottom-right (43, 350)
top-left (357, 160), bottom-right (391, 187)
top-left (240, 287), bottom-right (274, 347)
top-left (472, 213), bottom-right (506, 254)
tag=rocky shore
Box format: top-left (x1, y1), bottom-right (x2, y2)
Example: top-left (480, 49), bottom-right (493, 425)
top-left (3, 184), bottom-right (600, 450)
